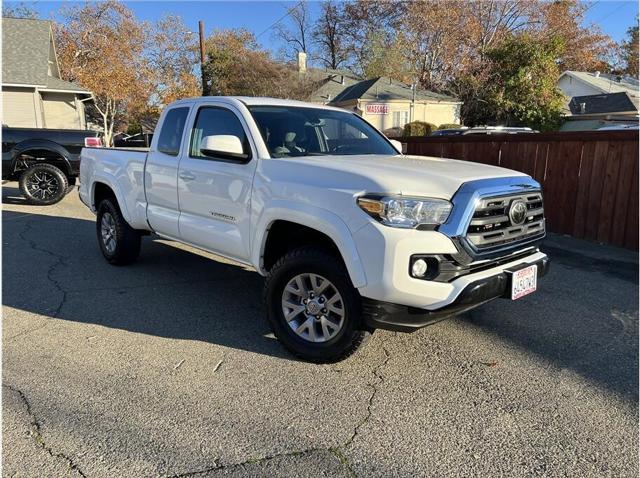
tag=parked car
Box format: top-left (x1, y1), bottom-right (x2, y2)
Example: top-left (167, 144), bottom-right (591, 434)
top-left (596, 124), bottom-right (639, 131)
top-left (2, 126), bottom-right (101, 205)
top-left (382, 127), bottom-right (404, 138)
top-left (432, 126), bottom-right (538, 136)
top-left (113, 132), bottom-right (154, 148)
top-left (79, 97), bottom-right (548, 363)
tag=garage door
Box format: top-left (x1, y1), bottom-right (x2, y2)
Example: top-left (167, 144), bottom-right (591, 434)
top-left (2, 88), bottom-right (37, 127)
top-left (41, 92), bottom-right (80, 129)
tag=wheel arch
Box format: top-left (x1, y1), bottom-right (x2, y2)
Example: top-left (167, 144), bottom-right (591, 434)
top-left (90, 180), bottom-right (133, 224)
top-left (254, 205), bottom-right (367, 288)
top-left (11, 140), bottom-right (73, 176)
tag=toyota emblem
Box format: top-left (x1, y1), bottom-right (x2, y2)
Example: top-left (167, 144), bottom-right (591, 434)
top-left (509, 200), bottom-right (528, 225)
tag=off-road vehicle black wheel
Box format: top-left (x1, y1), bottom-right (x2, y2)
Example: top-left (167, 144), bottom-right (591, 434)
top-left (264, 246), bottom-right (371, 363)
top-left (96, 199), bottom-right (141, 265)
top-left (18, 163), bottom-right (68, 205)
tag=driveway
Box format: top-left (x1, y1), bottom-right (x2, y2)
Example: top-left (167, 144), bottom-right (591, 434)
top-left (2, 182), bottom-right (638, 477)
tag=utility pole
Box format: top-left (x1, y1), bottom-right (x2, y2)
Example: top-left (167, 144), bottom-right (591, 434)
top-left (199, 21), bottom-right (209, 96)
top-left (410, 82), bottom-right (416, 123)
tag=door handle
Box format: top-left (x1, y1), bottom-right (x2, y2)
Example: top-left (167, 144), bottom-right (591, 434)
top-left (179, 171), bottom-right (196, 181)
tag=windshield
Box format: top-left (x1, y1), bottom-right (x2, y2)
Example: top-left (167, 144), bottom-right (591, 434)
top-left (248, 105), bottom-right (397, 158)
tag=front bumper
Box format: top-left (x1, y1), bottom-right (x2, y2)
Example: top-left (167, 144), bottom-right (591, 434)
top-left (362, 255), bottom-right (549, 332)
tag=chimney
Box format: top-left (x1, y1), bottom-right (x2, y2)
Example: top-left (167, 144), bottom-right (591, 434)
top-left (340, 75), bottom-right (345, 85)
top-left (594, 71), bottom-right (601, 78)
top-left (580, 102), bottom-right (586, 114)
top-left (298, 51), bottom-right (307, 74)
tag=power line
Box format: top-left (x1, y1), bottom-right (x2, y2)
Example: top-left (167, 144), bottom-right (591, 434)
top-left (593, 1), bottom-right (629, 24)
top-left (582, 1), bottom-right (601, 15)
top-left (255, 1), bottom-right (304, 39)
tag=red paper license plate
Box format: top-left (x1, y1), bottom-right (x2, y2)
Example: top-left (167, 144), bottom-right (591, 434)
top-left (511, 265), bottom-right (537, 300)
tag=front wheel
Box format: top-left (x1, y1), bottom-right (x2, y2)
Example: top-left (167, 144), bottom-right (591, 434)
top-left (18, 163), bottom-right (68, 205)
top-left (96, 199), bottom-right (141, 265)
top-left (264, 246), bottom-right (371, 363)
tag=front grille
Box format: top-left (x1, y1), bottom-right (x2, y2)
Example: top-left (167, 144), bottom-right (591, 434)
top-left (465, 192), bottom-right (545, 250)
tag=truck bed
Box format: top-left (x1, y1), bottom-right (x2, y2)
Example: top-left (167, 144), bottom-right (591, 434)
top-left (79, 146), bottom-right (150, 230)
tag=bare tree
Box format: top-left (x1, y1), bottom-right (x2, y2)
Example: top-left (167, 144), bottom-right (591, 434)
top-left (312, 1), bottom-right (348, 70)
top-left (467, 0), bottom-right (537, 59)
top-left (339, 0), bottom-right (407, 76)
top-left (400, 0), bottom-right (467, 90)
top-left (274, 1), bottom-right (313, 61)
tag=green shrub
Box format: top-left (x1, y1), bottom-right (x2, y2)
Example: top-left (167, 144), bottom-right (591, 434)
top-left (403, 121), bottom-right (437, 137)
top-left (126, 123), bottom-right (142, 135)
top-left (437, 123), bottom-right (462, 130)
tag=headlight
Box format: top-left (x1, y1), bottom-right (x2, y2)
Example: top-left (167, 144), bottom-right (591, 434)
top-left (357, 195), bottom-right (452, 228)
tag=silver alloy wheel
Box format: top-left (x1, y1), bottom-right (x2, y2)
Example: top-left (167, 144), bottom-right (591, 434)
top-left (26, 171), bottom-right (58, 200)
top-left (281, 273), bottom-right (345, 343)
top-left (100, 212), bottom-right (117, 254)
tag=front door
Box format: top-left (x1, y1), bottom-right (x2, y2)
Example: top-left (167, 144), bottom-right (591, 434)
top-left (177, 104), bottom-right (257, 262)
top-left (145, 106), bottom-right (190, 237)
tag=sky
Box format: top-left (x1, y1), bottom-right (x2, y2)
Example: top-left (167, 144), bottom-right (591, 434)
top-left (6, 0), bottom-right (640, 53)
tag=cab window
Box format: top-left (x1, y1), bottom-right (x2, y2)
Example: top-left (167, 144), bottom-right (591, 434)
top-left (189, 107), bottom-right (250, 159)
top-left (156, 107), bottom-right (189, 156)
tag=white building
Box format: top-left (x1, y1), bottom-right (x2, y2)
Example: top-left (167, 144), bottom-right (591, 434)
top-left (2, 17), bottom-right (92, 129)
top-left (558, 71), bottom-right (639, 103)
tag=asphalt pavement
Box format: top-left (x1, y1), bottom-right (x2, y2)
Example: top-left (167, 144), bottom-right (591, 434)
top-left (2, 182), bottom-right (638, 477)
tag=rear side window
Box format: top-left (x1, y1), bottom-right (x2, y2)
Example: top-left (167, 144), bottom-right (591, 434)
top-left (189, 107), bottom-right (249, 158)
top-left (156, 107), bottom-right (189, 156)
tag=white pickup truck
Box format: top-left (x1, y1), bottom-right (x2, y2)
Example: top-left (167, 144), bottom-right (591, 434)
top-left (80, 97), bottom-right (548, 362)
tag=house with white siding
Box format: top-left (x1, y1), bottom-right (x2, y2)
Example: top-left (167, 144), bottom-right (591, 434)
top-left (2, 17), bottom-right (92, 129)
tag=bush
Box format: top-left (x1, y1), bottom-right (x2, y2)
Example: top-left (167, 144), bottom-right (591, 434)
top-left (437, 123), bottom-right (462, 130)
top-left (403, 121), bottom-right (437, 137)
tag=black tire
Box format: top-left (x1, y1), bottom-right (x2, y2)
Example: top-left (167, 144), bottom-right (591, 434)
top-left (18, 163), bottom-right (68, 205)
top-left (264, 246), bottom-right (371, 363)
top-left (96, 199), bottom-right (141, 265)
top-left (66, 176), bottom-right (77, 194)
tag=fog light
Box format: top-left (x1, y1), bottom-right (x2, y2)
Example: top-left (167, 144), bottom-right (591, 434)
top-left (411, 258), bottom-right (428, 277)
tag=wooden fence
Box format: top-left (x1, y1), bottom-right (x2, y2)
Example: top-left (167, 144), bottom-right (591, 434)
top-left (403, 131), bottom-right (639, 249)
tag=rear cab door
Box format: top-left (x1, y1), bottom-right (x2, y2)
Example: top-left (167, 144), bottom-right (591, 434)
top-left (176, 100), bottom-right (259, 262)
top-left (144, 104), bottom-right (191, 237)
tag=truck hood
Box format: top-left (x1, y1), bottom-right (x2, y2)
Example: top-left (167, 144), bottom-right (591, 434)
top-left (277, 154), bottom-right (528, 198)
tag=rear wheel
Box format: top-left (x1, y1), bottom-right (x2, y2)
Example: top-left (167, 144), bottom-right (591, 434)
top-left (18, 163), bottom-right (68, 205)
top-left (264, 246), bottom-right (370, 363)
top-left (96, 199), bottom-right (141, 265)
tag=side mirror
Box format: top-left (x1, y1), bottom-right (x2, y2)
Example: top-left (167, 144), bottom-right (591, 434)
top-left (389, 139), bottom-right (404, 154)
top-left (200, 135), bottom-right (250, 161)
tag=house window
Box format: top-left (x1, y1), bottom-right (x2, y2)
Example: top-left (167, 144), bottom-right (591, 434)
top-left (392, 111), bottom-right (409, 128)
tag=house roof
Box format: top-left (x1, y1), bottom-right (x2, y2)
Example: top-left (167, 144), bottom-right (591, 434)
top-left (45, 76), bottom-right (91, 93)
top-left (329, 77), bottom-right (459, 104)
top-left (2, 17), bottom-right (51, 85)
top-left (306, 69), bottom-right (361, 103)
top-left (569, 92), bottom-right (639, 115)
top-left (2, 17), bottom-right (89, 93)
top-left (560, 71), bottom-right (639, 99)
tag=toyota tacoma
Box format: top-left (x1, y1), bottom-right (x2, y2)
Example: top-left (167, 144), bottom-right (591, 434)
top-left (79, 97), bottom-right (548, 362)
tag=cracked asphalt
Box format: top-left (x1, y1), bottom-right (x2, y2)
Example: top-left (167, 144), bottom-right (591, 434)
top-left (2, 182), bottom-right (638, 477)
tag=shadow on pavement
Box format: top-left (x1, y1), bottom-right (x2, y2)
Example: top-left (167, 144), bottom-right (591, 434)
top-left (3, 208), bottom-right (294, 362)
top-left (463, 239), bottom-right (638, 402)
top-left (2, 185), bottom-right (29, 206)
